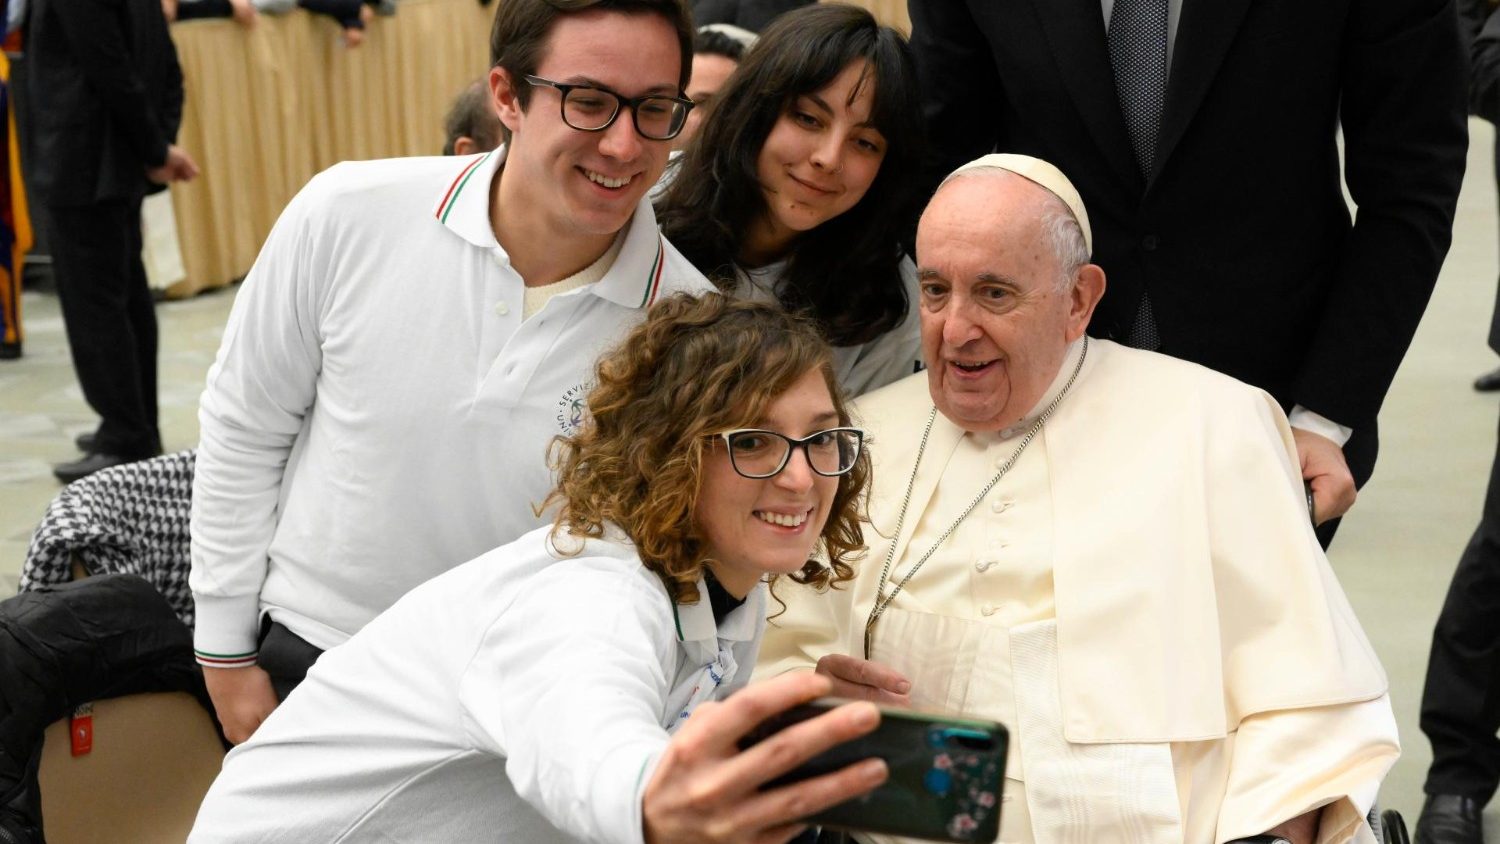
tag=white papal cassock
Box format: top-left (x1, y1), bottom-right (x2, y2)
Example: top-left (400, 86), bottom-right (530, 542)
top-left (756, 338), bottom-right (1397, 844)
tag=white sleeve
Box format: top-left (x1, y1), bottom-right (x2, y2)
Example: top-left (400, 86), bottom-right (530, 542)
top-left (753, 574), bottom-right (856, 681)
top-left (1288, 405), bottom-right (1354, 447)
top-left (189, 175), bottom-right (332, 665)
top-left (1213, 695), bottom-right (1399, 844)
top-left (1195, 386), bottom-right (1396, 842)
top-left (838, 256), bottom-right (924, 397)
top-left (458, 563), bottom-right (675, 844)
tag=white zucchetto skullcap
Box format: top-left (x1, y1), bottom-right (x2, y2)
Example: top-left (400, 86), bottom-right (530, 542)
top-left (942, 153), bottom-right (1092, 254)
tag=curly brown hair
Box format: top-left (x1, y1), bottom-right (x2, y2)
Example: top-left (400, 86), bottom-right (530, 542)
top-left (543, 292), bottom-right (868, 604)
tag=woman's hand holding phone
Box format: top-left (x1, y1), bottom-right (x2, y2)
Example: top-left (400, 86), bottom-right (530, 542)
top-left (642, 672), bottom-right (889, 844)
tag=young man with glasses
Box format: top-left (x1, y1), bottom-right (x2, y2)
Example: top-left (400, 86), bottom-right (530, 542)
top-left (189, 0), bottom-right (713, 746)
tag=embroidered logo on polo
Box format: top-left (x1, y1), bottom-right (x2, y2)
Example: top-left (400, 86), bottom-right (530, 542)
top-left (555, 379), bottom-right (596, 436)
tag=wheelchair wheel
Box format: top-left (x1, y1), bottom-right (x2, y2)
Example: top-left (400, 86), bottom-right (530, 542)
top-left (1380, 808), bottom-right (1410, 844)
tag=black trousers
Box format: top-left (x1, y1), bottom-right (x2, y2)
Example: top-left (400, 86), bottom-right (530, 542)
top-left (45, 197), bottom-right (160, 458)
top-left (257, 620), bottom-right (324, 701)
top-left (1420, 406), bottom-right (1500, 801)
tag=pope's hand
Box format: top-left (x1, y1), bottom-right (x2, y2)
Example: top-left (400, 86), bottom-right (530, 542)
top-left (815, 653), bottom-right (912, 707)
top-left (1291, 427), bottom-right (1356, 525)
top-left (642, 672), bottom-right (887, 844)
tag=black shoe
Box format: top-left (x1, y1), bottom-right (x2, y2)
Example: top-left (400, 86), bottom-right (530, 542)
top-left (1415, 794), bottom-right (1484, 844)
top-left (1476, 367), bottom-right (1500, 392)
top-left (52, 451), bottom-right (141, 484)
top-left (74, 432), bottom-right (97, 453)
top-left (0, 341), bottom-right (18, 361)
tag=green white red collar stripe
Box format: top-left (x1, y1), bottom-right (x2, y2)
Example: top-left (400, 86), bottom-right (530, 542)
top-left (433, 149), bottom-right (664, 309)
top-left (195, 649), bottom-right (258, 668)
top-left (434, 150), bottom-right (494, 224)
top-left (639, 236), bottom-right (665, 308)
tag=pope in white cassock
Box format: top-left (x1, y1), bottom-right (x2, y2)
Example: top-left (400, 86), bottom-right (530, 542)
top-left (754, 154), bottom-right (1398, 844)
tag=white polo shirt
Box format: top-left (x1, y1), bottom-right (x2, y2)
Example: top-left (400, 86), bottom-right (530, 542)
top-left (190, 149), bottom-right (712, 663)
top-left (190, 526), bottom-right (768, 844)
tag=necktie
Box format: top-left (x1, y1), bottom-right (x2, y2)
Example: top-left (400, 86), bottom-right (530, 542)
top-left (1108, 0), bottom-right (1168, 176)
top-left (1107, 0), bottom-right (1168, 350)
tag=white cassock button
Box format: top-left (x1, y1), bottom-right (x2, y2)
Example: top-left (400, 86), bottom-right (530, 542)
top-left (980, 604), bottom-right (1000, 617)
top-left (991, 499), bottom-right (1011, 513)
top-left (494, 301), bottom-right (510, 316)
top-left (975, 559), bottom-right (996, 573)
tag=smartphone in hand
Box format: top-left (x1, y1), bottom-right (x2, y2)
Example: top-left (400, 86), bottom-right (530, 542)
top-left (738, 698), bottom-right (1007, 843)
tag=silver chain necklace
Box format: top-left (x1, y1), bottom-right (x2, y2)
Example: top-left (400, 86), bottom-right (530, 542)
top-left (863, 336), bottom-right (1089, 659)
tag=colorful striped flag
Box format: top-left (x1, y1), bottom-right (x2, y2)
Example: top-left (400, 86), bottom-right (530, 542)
top-left (0, 35), bottom-right (33, 359)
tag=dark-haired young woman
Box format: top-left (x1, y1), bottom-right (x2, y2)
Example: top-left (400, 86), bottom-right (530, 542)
top-left (656, 3), bottom-right (926, 396)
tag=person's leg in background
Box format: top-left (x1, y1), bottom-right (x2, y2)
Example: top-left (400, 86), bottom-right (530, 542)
top-left (124, 198), bottom-right (160, 446)
top-left (45, 197), bottom-right (162, 482)
top-left (1417, 409), bottom-right (1500, 844)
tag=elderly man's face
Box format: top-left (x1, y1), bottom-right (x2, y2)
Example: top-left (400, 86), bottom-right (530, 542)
top-left (915, 173), bottom-right (1100, 432)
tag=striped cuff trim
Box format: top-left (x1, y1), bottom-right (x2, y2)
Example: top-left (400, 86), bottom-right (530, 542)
top-left (195, 650), bottom-right (258, 668)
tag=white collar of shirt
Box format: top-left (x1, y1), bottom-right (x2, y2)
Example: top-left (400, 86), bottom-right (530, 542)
top-left (991, 336), bottom-right (1092, 441)
top-left (432, 145), bottom-right (674, 311)
top-left (672, 577), bottom-right (767, 662)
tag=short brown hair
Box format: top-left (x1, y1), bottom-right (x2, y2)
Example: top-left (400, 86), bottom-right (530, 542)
top-left (490, 0), bottom-right (693, 114)
top-left (442, 79), bottom-right (503, 155)
top-left (544, 293), bottom-right (869, 604)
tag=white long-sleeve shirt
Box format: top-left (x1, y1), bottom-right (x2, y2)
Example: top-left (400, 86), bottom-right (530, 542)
top-left (189, 526), bottom-right (768, 844)
top-left (189, 148), bottom-right (712, 664)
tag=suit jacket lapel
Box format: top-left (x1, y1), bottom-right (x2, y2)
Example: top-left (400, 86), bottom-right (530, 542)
top-left (1026, 0), bottom-right (1145, 192)
top-left (1153, 0), bottom-right (1255, 184)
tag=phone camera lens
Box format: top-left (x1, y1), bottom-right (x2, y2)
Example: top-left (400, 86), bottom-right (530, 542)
top-left (940, 728), bottom-right (995, 751)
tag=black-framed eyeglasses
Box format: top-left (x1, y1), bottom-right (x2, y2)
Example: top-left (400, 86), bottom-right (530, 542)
top-left (523, 75), bottom-right (693, 141)
top-left (715, 428), bottom-right (865, 480)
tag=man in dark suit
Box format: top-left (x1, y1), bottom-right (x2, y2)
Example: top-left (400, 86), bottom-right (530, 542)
top-left (1414, 3), bottom-right (1500, 841)
top-left (908, 0), bottom-right (1467, 547)
top-left (25, 0), bottom-right (197, 483)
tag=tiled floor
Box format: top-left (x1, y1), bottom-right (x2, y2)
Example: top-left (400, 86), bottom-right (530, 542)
top-left (3, 121), bottom-right (1500, 832)
top-left (0, 282), bottom-right (237, 593)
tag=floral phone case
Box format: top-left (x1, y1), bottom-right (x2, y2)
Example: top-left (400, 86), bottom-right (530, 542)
top-left (739, 698), bottom-right (1006, 843)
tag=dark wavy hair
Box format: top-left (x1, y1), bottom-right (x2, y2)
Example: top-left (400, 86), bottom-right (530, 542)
top-left (543, 293), bottom-right (869, 604)
top-left (655, 3), bottom-right (924, 348)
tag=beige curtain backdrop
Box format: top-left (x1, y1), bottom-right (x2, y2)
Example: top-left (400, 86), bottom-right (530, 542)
top-left (163, 0), bottom-right (906, 297)
top-left (164, 0), bottom-right (494, 297)
top-left (847, 0), bottom-right (908, 33)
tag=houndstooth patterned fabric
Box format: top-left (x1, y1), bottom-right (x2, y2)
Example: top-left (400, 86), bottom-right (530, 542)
top-left (20, 450), bottom-right (197, 628)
